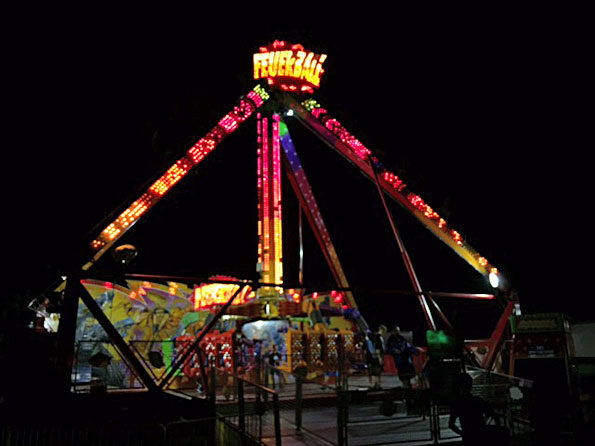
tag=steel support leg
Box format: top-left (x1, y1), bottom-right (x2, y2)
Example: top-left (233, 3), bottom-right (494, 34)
top-left (78, 282), bottom-right (158, 390)
top-left (368, 157), bottom-right (436, 330)
top-left (159, 284), bottom-right (247, 389)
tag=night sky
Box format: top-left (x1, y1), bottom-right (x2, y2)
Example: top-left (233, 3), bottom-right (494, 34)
top-left (3, 11), bottom-right (592, 341)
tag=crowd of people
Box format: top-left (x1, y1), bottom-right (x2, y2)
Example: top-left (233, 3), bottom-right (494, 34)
top-left (365, 324), bottom-right (421, 390)
top-left (364, 324), bottom-right (512, 444)
top-left (226, 321), bottom-right (594, 444)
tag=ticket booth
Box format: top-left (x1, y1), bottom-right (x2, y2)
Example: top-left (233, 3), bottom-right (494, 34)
top-left (509, 313), bottom-right (578, 424)
top-left (510, 313), bottom-right (575, 385)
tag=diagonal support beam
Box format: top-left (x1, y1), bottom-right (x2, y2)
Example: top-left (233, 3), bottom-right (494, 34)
top-left (78, 280), bottom-right (158, 390)
top-left (368, 156), bottom-right (437, 331)
top-left (482, 300), bottom-right (515, 370)
top-left (279, 119), bottom-right (357, 309)
top-left (428, 298), bottom-right (454, 330)
top-left (158, 284), bottom-right (248, 390)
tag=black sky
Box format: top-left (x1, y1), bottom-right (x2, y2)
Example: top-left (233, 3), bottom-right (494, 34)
top-left (3, 10), bottom-right (592, 337)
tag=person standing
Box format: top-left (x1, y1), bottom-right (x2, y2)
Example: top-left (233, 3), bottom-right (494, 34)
top-left (267, 343), bottom-right (285, 388)
top-left (378, 325), bottom-right (388, 355)
top-left (448, 373), bottom-right (508, 445)
top-left (386, 326), bottom-right (418, 388)
top-left (366, 327), bottom-right (385, 390)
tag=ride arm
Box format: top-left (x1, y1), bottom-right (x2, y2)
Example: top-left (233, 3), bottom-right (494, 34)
top-left (277, 92), bottom-right (501, 284)
top-left (83, 85), bottom-right (270, 271)
top-left (279, 119), bottom-right (356, 308)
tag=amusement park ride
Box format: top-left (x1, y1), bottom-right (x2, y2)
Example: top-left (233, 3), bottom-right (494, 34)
top-left (47, 40), bottom-right (519, 394)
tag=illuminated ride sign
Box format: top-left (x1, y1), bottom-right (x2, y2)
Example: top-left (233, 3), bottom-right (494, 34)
top-left (193, 277), bottom-right (252, 310)
top-left (254, 41), bottom-right (327, 94)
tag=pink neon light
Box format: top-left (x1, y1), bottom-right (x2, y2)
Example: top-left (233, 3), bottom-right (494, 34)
top-left (235, 99), bottom-right (256, 121)
top-left (256, 113), bottom-right (283, 286)
top-left (247, 91), bottom-right (264, 107)
top-left (312, 108), bottom-right (327, 119)
top-left (218, 113), bottom-right (239, 133)
top-left (262, 117), bottom-right (270, 282)
top-left (257, 114), bottom-right (263, 267)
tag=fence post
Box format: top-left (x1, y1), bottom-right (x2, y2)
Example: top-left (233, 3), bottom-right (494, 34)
top-left (431, 402), bottom-right (440, 444)
top-left (338, 336), bottom-right (345, 391)
top-left (256, 383), bottom-right (263, 441)
top-left (264, 363), bottom-right (271, 389)
top-left (337, 389), bottom-right (348, 446)
top-left (159, 423), bottom-right (167, 446)
top-left (273, 393), bottom-right (282, 446)
top-left (295, 375), bottom-right (303, 430)
top-left (209, 363), bottom-right (216, 402)
top-left (262, 364), bottom-right (270, 405)
top-left (238, 378), bottom-right (246, 436)
top-left (256, 354), bottom-right (262, 385)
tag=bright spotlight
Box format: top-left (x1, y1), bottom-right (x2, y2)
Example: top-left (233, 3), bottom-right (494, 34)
top-left (285, 109), bottom-right (294, 117)
top-left (489, 271), bottom-right (500, 288)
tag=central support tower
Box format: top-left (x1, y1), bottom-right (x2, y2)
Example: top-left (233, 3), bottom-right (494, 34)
top-left (256, 112), bottom-right (283, 296)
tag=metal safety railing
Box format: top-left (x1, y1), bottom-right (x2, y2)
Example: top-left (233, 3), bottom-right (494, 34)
top-left (211, 366), bottom-right (282, 446)
top-left (0, 418), bottom-right (215, 446)
top-left (69, 340), bottom-right (537, 445)
top-left (72, 340), bottom-right (210, 392)
top-left (255, 359), bottom-right (534, 445)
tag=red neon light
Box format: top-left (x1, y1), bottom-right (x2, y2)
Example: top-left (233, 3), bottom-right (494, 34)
top-left (451, 230), bottom-right (463, 246)
top-left (383, 171), bottom-right (406, 191)
top-left (334, 292), bottom-right (343, 304)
